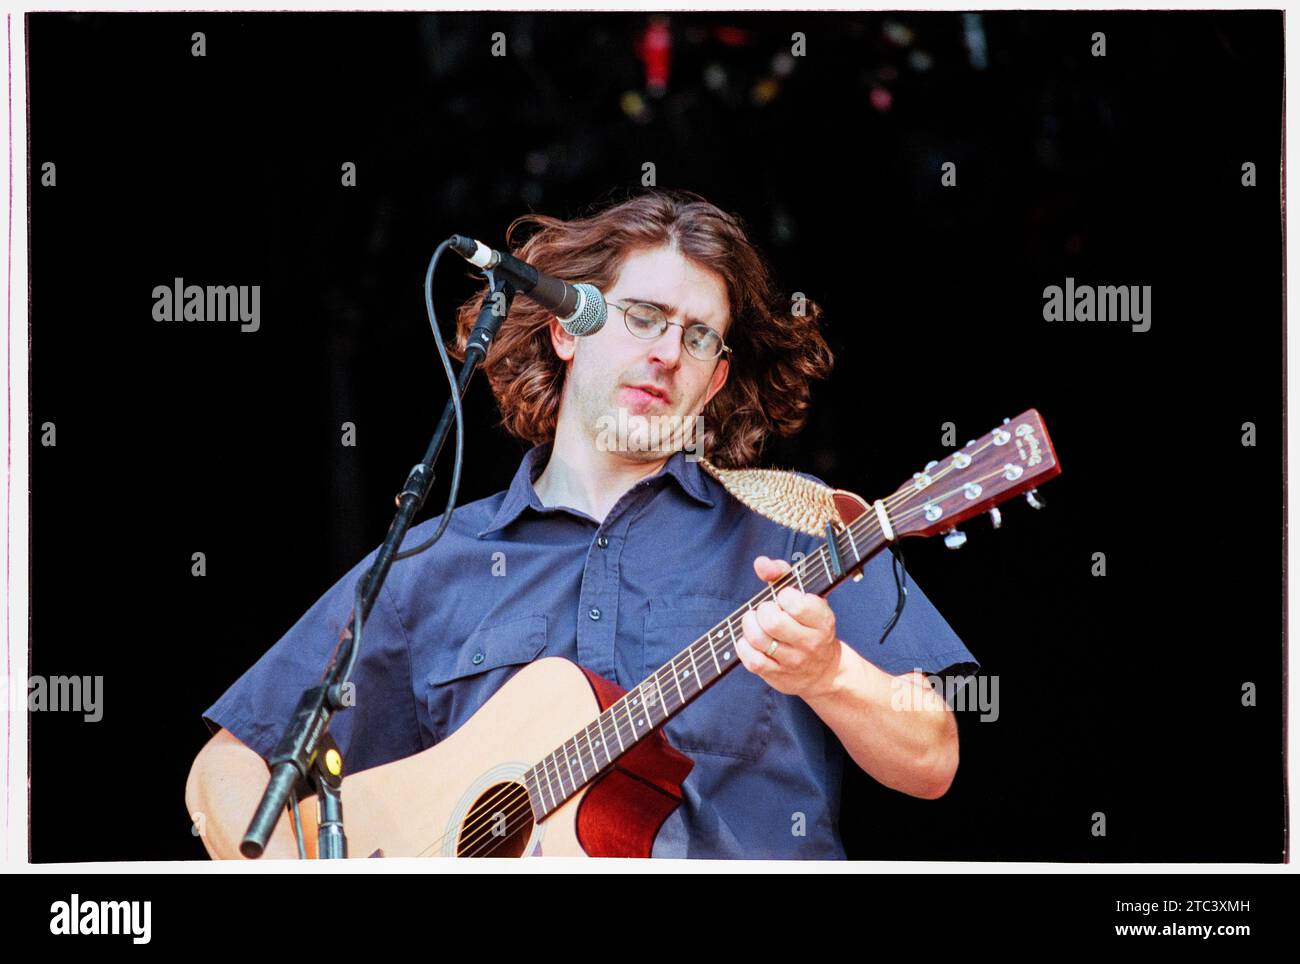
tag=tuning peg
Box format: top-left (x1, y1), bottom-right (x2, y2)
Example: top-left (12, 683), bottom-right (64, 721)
top-left (1024, 488), bottom-right (1046, 510)
top-left (988, 507), bottom-right (1002, 529)
top-left (943, 527), bottom-right (967, 550)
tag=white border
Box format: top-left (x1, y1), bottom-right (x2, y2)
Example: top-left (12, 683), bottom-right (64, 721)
top-left (0, 1), bottom-right (1292, 875)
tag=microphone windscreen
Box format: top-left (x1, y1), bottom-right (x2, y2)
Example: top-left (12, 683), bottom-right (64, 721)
top-left (559, 284), bottom-right (607, 336)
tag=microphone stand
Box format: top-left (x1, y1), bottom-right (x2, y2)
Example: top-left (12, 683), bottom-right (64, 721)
top-left (240, 266), bottom-right (517, 859)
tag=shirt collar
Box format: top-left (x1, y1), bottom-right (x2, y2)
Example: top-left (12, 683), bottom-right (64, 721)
top-left (476, 441), bottom-right (716, 538)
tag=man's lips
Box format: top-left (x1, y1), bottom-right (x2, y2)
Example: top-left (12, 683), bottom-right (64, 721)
top-left (624, 384), bottom-right (670, 404)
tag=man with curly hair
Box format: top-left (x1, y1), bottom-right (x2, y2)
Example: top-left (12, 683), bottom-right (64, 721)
top-left (188, 190), bottom-right (978, 860)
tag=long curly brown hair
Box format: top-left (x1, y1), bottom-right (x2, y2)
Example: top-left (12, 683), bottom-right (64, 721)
top-left (449, 188), bottom-right (833, 468)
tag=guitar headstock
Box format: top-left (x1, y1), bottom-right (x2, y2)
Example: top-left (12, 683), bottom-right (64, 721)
top-left (887, 409), bottom-right (1062, 540)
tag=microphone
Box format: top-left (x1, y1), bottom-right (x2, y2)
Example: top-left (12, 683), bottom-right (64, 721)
top-left (448, 235), bottom-right (607, 336)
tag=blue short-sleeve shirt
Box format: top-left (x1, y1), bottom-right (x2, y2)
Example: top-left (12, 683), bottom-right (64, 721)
top-left (202, 442), bottom-right (979, 859)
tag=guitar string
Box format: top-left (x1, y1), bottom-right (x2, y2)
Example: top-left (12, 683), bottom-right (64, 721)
top-left (420, 446), bottom-right (1017, 857)
top-left (447, 458), bottom-right (1018, 857)
top-left (418, 441), bottom-right (1020, 856)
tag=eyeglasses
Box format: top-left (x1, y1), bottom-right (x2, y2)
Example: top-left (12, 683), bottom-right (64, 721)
top-left (610, 301), bottom-right (733, 363)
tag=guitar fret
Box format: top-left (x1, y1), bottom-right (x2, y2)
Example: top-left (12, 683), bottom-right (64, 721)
top-left (572, 732), bottom-right (586, 780)
top-left (562, 740), bottom-right (577, 791)
top-left (566, 746), bottom-right (577, 793)
top-left (625, 689), bottom-right (644, 737)
top-left (540, 753), bottom-right (558, 811)
top-left (820, 548), bottom-right (833, 583)
top-left (552, 752), bottom-right (566, 807)
top-left (523, 771), bottom-right (542, 820)
top-left (686, 643), bottom-right (701, 694)
top-left (590, 717), bottom-right (603, 769)
top-left (556, 747), bottom-right (569, 794)
top-left (560, 749), bottom-right (573, 797)
top-left (634, 685), bottom-right (650, 727)
top-left (602, 714), bottom-right (616, 764)
top-left (708, 629), bottom-right (723, 674)
top-left (635, 679), bottom-right (651, 726)
top-left (845, 524), bottom-right (860, 562)
top-left (607, 706), bottom-right (625, 753)
top-left (536, 754), bottom-right (551, 811)
top-left (650, 670), bottom-right (670, 727)
top-left (636, 685), bottom-right (652, 732)
top-left (793, 567), bottom-right (804, 592)
top-left (573, 733), bottom-right (589, 783)
top-left (610, 702), bottom-right (624, 751)
top-left (669, 655), bottom-right (686, 706)
top-left (623, 688), bottom-right (641, 734)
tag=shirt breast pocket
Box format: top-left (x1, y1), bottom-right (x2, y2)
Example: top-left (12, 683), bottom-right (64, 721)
top-left (642, 595), bottom-right (775, 763)
top-left (423, 613), bottom-right (548, 744)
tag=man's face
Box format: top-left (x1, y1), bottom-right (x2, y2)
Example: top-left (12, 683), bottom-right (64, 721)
top-left (551, 244), bottom-right (731, 462)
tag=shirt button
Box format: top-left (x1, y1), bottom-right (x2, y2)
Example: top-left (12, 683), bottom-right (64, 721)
top-left (471, 651), bottom-right (485, 665)
top-left (589, 607), bottom-right (601, 621)
top-left (597, 536), bottom-right (609, 549)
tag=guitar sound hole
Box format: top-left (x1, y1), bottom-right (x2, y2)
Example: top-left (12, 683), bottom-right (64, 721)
top-left (457, 781), bottom-right (534, 857)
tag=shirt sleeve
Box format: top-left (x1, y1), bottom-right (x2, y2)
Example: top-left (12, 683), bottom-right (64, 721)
top-left (200, 544), bottom-right (425, 774)
top-left (788, 496), bottom-right (980, 681)
top-left (823, 544), bottom-right (979, 679)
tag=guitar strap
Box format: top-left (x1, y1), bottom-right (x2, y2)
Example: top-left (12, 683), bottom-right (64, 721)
top-left (695, 456), bottom-right (840, 537)
top-left (695, 456), bottom-right (909, 645)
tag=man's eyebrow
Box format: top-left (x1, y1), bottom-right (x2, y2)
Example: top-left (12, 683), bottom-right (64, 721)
top-left (622, 297), bottom-right (716, 330)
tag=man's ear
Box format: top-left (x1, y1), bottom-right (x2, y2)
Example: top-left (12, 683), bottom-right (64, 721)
top-left (704, 354), bottom-right (730, 406)
top-left (549, 315), bottom-right (577, 361)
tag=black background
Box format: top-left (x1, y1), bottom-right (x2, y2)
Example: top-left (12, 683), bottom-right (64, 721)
top-left (28, 11), bottom-right (1284, 862)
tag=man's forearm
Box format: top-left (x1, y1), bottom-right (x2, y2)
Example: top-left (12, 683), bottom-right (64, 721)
top-left (803, 641), bottom-right (958, 799)
top-left (186, 732), bottom-right (316, 859)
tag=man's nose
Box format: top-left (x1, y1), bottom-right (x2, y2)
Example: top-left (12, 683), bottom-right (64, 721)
top-left (647, 321), bottom-right (685, 367)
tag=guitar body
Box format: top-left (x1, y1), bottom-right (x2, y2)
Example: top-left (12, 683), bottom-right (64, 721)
top-left (324, 657), bottom-right (694, 858)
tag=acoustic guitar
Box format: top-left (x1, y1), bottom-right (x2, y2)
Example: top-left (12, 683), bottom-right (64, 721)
top-left (272, 410), bottom-right (1060, 858)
